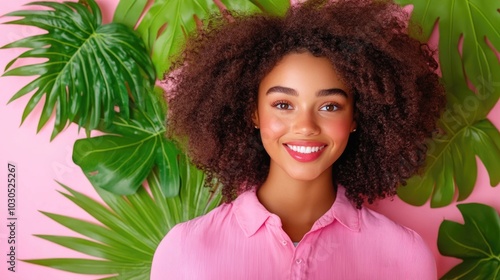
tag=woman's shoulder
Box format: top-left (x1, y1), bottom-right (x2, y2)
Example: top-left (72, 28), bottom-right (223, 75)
top-left (358, 206), bottom-right (427, 246)
top-left (357, 206), bottom-right (436, 276)
top-left (150, 201), bottom-right (237, 279)
top-left (336, 186), bottom-right (428, 245)
top-left (359, 207), bottom-right (418, 235)
top-left (170, 200), bottom-right (235, 237)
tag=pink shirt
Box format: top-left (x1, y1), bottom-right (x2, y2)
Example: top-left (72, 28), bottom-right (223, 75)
top-left (151, 186), bottom-right (436, 279)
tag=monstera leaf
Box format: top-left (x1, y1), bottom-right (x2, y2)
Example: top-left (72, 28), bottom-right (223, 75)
top-left (113, 0), bottom-right (290, 77)
top-left (24, 169), bottom-right (222, 279)
top-left (2, 0), bottom-right (155, 139)
top-left (438, 203), bottom-right (500, 279)
top-left (397, 108), bottom-right (500, 207)
top-left (395, 0), bottom-right (500, 109)
top-left (396, 0), bottom-right (500, 207)
top-left (72, 87), bottom-right (181, 197)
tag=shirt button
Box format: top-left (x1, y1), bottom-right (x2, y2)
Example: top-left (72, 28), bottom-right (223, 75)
top-left (281, 240), bottom-right (288, 246)
top-left (295, 258), bottom-right (303, 264)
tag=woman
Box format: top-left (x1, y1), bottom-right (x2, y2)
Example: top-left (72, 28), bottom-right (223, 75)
top-left (151, 0), bottom-right (446, 279)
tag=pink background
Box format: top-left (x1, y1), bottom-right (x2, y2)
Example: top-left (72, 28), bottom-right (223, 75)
top-left (1, 0), bottom-right (499, 279)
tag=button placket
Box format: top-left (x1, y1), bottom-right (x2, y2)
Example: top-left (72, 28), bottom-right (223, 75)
top-left (291, 256), bottom-right (305, 280)
top-left (291, 240), bottom-right (314, 280)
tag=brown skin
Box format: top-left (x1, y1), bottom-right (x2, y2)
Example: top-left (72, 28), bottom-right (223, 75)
top-left (258, 181), bottom-right (335, 242)
top-left (254, 53), bottom-right (355, 241)
top-left (167, 0), bottom-right (446, 211)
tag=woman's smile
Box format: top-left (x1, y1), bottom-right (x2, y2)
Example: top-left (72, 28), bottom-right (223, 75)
top-left (284, 142), bottom-right (327, 162)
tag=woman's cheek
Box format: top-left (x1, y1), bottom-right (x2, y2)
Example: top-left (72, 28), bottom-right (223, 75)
top-left (325, 119), bottom-right (353, 138)
top-left (260, 115), bottom-right (288, 141)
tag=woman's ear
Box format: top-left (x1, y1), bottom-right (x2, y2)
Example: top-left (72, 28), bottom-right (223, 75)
top-left (351, 108), bottom-right (358, 132)
top-left (252, 110), bottom-right (260, 129)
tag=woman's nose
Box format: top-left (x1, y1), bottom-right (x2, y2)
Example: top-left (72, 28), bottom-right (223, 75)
top-left (292, 111), bottom-right (320, 136)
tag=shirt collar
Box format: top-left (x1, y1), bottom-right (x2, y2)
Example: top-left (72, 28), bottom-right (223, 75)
top-left (314, 186), bottom-right (360, 232)
top-left (233, 189), bottom-right (275, 237)
top-left (233, 186), bottom-right (360, 237)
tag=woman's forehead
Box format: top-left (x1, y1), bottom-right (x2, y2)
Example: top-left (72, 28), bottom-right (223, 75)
top-left (258, 52), bottom-right (351, 96)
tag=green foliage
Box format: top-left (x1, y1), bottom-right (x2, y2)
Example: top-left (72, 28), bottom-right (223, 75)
top-left (69, 0), bottom-right (289, 198)
top-left (1, 0), bottom-right (155, 139)
top-left (438, 203), bottom-right (500, 279)
top-left (113, 0), bottom-right (290, 78)
top-left (73, 88), bottom-right (182, 197)
top-left (4, 0), bottom-right (498, 279)
top-left (395, 0), bottom-right (500, 108)
top-left (395, 0), bottom-right (500, 207)
top-left (247, 0), bottom-right (290, 16)
top-left (397, 118), bottom-right (500, 207)
top-left (24, 174), bottom-right (221, 279)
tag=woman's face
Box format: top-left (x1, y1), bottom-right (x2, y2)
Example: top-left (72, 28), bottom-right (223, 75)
top-left (253, 52), bottom-right (356, 182)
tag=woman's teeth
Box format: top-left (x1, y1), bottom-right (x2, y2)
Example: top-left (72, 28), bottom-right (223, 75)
top-left (286, 145), bottom-right (325, 154)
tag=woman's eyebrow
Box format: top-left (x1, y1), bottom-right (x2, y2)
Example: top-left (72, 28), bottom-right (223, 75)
top-left (266, 86), bottom-right (297, 96)
top-left (266, 86), bottom-right (348, 98)
top-left (317, 88), bottom-right (348, 98)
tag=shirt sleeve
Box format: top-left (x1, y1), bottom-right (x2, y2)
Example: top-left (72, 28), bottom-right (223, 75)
top-left (150, 224), bottom-right (183, 280)
top-left (403, 229), bottom-right (437, 280)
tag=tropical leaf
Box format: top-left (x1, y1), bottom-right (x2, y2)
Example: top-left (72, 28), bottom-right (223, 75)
top-left (395, 0), bottom-right (500, 111)
top-left (438, 203), bottom-right (500, 279)
top-left (397, 106), bottom-right (500, 207)
top-left (396, 0), bottom-right (500, 207)
top-left (24, 176), bottom-right (222, 279)
top-left (2, 0), bottom-right (155, 139)
top-left (113, 0), bottom-right (290, 77)
top-left (72, 87), bottom-right (181, 197)
top-left (248, 0), bottom-right (290, 16)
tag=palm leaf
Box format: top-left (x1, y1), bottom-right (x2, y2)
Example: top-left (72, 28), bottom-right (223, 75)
top-left (113, 0), bottom-right (290, 78)
top-left (395, 0), bottom-right (500, 207)
top-left (24, 174), bottom-right (222, 279)
top-left (2, 0), bottom-right (155, 139)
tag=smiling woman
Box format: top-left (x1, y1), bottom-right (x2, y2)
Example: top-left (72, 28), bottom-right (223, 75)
top-left (254, 53), bottom-right (356, 242)
top-left (152, 0), bottom-right (446, 279)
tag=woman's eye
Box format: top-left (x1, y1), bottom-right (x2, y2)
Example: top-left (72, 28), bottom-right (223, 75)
top-left (273, 101), bottom-right (293, 110)
top-left (320, 104), bottom-right (339, 112)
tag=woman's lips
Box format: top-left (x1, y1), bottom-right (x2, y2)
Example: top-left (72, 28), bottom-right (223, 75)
top-left (284, 143), bottom-right (326, 162)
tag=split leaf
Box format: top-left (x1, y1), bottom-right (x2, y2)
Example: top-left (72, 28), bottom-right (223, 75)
top-left (396, 0), bottom-right (500, 207)
top-left (398, 116), bottom-right (500, 207)
top-left (438, 203), bottom-right (500, 279)
top-left (72, 88), bottom-right (180, 197)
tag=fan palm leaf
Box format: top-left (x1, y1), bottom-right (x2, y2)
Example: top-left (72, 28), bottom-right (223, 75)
top-left (24, 166), bottom-right (222, 279)
top-left (2, 0), bottom-right (155, 139)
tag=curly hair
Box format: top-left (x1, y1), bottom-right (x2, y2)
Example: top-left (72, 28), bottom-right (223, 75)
top-left (166, 0), bottom-right (446, 207)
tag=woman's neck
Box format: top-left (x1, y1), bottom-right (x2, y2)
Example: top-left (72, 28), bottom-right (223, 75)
top-left (256, 163), bottom-right (336, 242)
